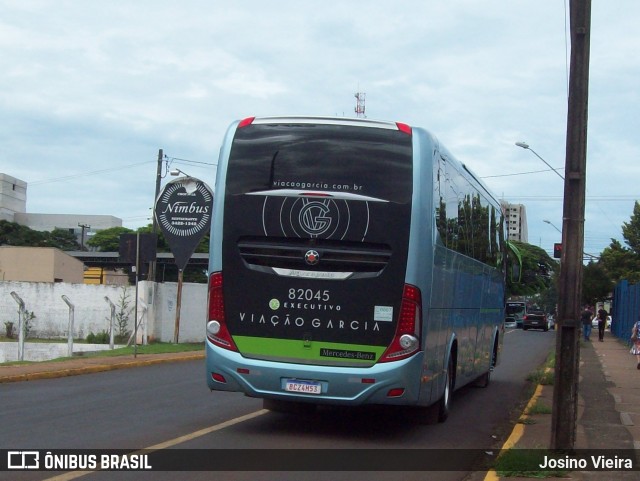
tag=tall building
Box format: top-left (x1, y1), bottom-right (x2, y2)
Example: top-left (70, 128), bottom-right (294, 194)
top-left (502, 202), bottom-right (528, 243)
top-left (0, 173), bottom-right (27, 222)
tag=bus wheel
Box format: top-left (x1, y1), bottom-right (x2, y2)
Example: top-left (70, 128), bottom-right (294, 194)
top-left (473, 342), bottom-right (496, 388)
top-left (263, 398), bottom-right (316, 415)
top-left (473, 370), bottom-right (491, 388)
top-left (437, 356), bottom-right (454, 422)
top-left (414, 356), bottom-right (454, 425)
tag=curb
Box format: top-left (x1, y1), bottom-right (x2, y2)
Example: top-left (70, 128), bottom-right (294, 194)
top-left (0, 352), bottom-right (205, 384)
top-left (482, 381), bottom-right (547, 481)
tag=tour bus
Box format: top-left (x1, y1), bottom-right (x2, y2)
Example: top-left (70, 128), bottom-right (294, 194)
top-left (206, 116), bottom-right (506, 423)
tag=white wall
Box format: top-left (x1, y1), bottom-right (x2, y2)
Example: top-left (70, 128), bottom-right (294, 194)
top-left (0, 280), bottom-right (206, 343)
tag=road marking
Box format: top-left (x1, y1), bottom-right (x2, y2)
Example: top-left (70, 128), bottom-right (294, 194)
top-left (44, 409), bottom-right (269, 480)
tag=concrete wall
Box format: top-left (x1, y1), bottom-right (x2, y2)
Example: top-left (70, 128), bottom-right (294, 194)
top-left (0, 247), bottom-right (85, 283)
top-left (0, 280), bottom-right (206, 343)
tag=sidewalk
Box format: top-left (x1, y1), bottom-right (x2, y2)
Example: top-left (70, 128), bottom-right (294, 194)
top-left (1, 336), bottom-right (638, 479)
top-left (0, 350), bottom-right (204, 383)
top-left (483, 332), bottom-right (640, 480)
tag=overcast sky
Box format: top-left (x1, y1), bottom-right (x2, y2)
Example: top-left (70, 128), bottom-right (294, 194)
top-left (1, 1), bottom-right (638, 258)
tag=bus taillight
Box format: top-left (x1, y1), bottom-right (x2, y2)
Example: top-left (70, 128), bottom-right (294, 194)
top-left (206, 272), bottom-right (238, 351)
top-left (379, 284), bottom-right (421, 362)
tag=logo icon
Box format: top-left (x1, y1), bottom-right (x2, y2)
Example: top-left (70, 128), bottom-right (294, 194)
top-left (305, 250), bottom-right (320, 266)
top-left (299, 201), bottom-right (332, 236)
top-left (8, 451), bottom-right (39, 469)
top-left (261, 196), bottom-right (371, 241)
top-left (269, 299), bottom-right (280, 310)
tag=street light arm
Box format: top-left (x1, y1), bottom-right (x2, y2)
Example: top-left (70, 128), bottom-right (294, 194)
top-left (543, 219), bottom-right (562, 233)
top-left (515, 142), bottom-right (565, 180)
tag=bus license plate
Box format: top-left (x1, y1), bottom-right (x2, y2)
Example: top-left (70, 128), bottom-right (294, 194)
top-left (285, 379), bottom-right (322, 394)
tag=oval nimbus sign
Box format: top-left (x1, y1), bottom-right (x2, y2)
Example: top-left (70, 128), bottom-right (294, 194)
top-left (155, 176), bottom-right (213, 270)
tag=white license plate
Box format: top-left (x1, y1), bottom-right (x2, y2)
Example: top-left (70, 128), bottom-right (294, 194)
top-left (285, 379), bottom-right (322, 394)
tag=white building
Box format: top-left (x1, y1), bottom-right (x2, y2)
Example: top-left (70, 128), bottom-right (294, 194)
top-left (502, 202), bottom-right (528, 243)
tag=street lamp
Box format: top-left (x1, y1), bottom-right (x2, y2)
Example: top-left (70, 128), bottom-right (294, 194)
top-left (169, 168), bottom-right (197, 195)
top-left (543, 219), bottom-right (562, 233)
top-left (515, 142), bottom-right (565, 180)
top-left (170, 168), bottom-right (191, 177)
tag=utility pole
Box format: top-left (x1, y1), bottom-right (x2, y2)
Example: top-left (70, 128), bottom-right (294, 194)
top-left (78, 223), bottom-right (91, 251)
top-left (148, 148), bottom-right (163, 282)
top-left (551, 0), bottom-right (591, 451)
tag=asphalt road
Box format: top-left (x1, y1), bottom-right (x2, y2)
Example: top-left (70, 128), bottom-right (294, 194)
top-left (1, 327), bottom-right (554, 481)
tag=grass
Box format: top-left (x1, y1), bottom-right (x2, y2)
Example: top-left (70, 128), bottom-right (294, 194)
top-left (527, 351), bottom-right (556, 386)
top-left (526, 400), bottom-right (553, 415)
top-left (83, 342), bottom-right (204, 358)
top-left (493, 449), bottom-right (570, 478)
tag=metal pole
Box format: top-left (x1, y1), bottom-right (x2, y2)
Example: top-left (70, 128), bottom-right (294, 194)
top-left (104, 296), bottom-right (116, 349)
top-left (551, 0), bottom-right (591, 451)
top-left (149, 148), bottom-right (163, 282)
top-left (174, 270), bottom-right (183, 344)
top-left (61, 295), bottom-right (75, 357)
top-left (134, 233), bottom-right (140, 358)
top-left (10, 291), bottom-right (25, 361)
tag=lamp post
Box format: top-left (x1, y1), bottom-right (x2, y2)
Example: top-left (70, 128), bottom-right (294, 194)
top-left (543, 219), bottom-right (562, 233)
top-left (515, 142), bottom-right (565, 180)
top-left (170, 168), bottom-right (191, 177)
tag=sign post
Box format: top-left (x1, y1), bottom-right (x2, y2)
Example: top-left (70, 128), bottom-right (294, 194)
top-left (155, 176), bottom-right (213, 343)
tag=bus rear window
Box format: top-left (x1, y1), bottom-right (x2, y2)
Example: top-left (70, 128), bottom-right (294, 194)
top-left (226, 123), bottom-right (413, 203)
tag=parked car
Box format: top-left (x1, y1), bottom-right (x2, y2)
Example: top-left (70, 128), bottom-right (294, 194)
top-left (592, 315), bottom-right (613, 329)
top-left (523, 309), bottom-right (549, 331)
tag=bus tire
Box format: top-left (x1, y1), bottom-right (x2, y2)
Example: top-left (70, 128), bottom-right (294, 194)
top-left (437, 356), bottom-right (454, 422)
top-left (263, 398), bottom-right (316, 415)
top-left (473, 370), bottom-right (491, 388)
top-left (414, 356), bottom-right (454, 425)
top-left (473, 338), bottom-right (497, 388)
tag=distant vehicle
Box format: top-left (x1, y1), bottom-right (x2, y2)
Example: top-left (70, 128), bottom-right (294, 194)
top-left (523, 309), bottom-right (549, 331)
top-left (506, 301), bottom-right (526, 328)
top-left (592, 315), bottom-right (612, 329)
top-left (504, 316), bottom-right (517, 328)
top-left (547, 314), bottom-right (555, 330)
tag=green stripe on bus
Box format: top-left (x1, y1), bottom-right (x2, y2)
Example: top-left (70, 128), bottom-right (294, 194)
top-left (233, 336), bottom-right (387, 364)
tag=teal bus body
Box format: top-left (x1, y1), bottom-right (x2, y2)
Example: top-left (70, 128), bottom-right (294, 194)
top-left (206, 116), bottom-right (506, 422)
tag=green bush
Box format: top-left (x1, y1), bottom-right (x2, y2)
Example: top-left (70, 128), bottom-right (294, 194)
top-left (86, 331), bottom-right (110, 344)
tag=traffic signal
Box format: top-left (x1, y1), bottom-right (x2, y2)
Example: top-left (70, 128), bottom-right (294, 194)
top-left (553, 242), bottom-right (563, 259)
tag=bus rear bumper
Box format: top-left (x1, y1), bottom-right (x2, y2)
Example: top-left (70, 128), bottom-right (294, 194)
top-left (206, 342), bottom-right (426, 406)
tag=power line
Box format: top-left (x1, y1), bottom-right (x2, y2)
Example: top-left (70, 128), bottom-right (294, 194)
top-left (29, 161), bottom-right (155, 186)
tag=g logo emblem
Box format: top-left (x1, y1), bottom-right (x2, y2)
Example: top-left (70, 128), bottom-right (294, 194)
top-left (299, 202), bottom-right (332, 236)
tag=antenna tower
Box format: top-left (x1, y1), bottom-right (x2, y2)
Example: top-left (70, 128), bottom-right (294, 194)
top-left (354, 91), bottom-right (366, 118)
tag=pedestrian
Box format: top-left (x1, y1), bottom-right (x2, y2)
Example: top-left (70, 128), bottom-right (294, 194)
top-left (630, 319), bottom-right (640, 369)
top-left (597, 307), bottom-right (608, 342)
top-left (580, 306), bottom-right (593, 341)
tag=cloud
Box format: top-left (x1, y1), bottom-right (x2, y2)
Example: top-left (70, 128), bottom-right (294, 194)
top-left (0, 0), bottom-right (638, 258)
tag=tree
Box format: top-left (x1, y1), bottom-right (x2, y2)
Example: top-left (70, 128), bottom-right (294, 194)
top-left (48, 228), bottom-right (80, 251)
top-left (86, 226), bottom-right (134, 252)
top-left (581, 261), bottom-right (615, 306)
top-left (0, 220), bottom-right (49, 246)
top-left (599, 202), bottom-right (640, 285)
top-left (507, 241), bottom-right (558, 297)
top-left (622, 201), bottom-right (640, 254)
top-left (599, 239), bottom-right (640, 284)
